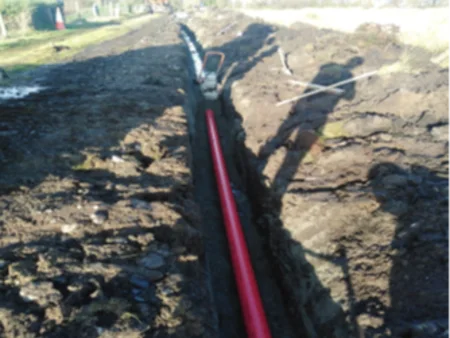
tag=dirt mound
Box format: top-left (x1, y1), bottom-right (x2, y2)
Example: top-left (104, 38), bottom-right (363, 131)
top-left (356, 22), bottom-right (400, 39)
top-left (186, 9), bottom-right (448, 337)
top-left (0, 17), bottom-right (216, 338)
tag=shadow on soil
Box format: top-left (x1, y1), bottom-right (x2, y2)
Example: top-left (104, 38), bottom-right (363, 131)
top-left (366, 162), bottom-right (448, 337)
top-left (184, 21), bottom-right (354, 337)
top-left (0, 218), bottom-right (206, 337)
top-left (0, 26), bottom-right (211, 337)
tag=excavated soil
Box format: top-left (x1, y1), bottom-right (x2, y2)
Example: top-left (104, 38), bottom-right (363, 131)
top-left (0, 17), bottom-right (217, 338)
top-left (1, 10), bottom-right (448, 338)
top-left (184, 9), bottom-right (448, 338)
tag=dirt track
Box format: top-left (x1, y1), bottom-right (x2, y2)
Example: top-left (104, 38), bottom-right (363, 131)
top-left (0, 10), bottom-right (448, 338)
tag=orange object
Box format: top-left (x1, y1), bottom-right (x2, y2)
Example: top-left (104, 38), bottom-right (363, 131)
top-left (205, 109), bottom-right (272, 338)
top-left (55, 7), bottom-right (65, 30)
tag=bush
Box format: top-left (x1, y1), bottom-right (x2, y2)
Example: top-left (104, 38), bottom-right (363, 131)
top-left (1, 0), bottom-right (30, 18)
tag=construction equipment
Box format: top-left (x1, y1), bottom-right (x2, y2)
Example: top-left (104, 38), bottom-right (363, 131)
top-left (197, 51), bottom-right (225, 100)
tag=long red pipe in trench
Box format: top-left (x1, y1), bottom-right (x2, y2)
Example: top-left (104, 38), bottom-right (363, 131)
top-left (205, 109), bottom-right (272, 338)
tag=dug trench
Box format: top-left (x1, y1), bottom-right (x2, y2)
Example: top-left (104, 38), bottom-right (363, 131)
top-left (181, 25), bottom-right (347, 338)
top-left (181, 9), bottom-right (448, 338)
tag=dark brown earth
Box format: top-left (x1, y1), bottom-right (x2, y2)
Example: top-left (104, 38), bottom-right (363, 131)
top-left (0, 16), bottom-right (217, 338)
top-left (0, 9), bottom-right (448, 338)
top-left (184, 9), bottom-right (448, 338)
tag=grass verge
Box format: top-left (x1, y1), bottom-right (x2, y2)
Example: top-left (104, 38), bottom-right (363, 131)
top-left (0, 14), bottom-right (158, 74)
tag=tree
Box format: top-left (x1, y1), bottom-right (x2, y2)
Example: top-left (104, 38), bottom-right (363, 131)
top-left (0, 0), bottom-right (8, 38)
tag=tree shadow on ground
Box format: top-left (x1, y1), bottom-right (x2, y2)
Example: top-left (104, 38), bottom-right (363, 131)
top-left (366, 162), bottom-right (448, 337)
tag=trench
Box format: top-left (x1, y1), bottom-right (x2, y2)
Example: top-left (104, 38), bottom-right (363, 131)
top-left (180, 25), bottom-right (301, 338)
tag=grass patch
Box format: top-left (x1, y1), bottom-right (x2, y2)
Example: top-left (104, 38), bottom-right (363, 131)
top-left (305, 12), bottom-right (319, 20)
top-left (0, 14), bottom-right (157, 74)
top-left (72, 153), bottom-right (98, 171)
top-left (379, 47), bottom-right (437, 75)
top-left (319, 121), bottom-right (346, 139)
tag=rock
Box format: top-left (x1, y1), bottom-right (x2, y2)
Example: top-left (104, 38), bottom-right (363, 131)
top-left (130, 275), bottom-right (150, 289)
top-left (128, 233), bottom-right (155, 247)
top-left (134, 295), bottom-right (146, 302)
top-left (140, 253), bottom-right (165, 270)
top-left (0, 259), bottom-right (7, 269)
top-left (105, 237), bottom-right (127, 244)
top-left (61, 223), bottom-right (78, 234)
top-left (145, 269), bottom-right (164, 282)
top-left (357, 313), bottom-right (384, 329)
top-left (431, 124), bottom-right (449, 142)
top-left (8, 260), bottom-right (36, 285)
top-left (90, 210), bottom-right (108, 225)
top-left (344, 115), bottom-right (393, 137)
top-left (378, 133), bottom-right (393, 142)
top-left (397, 138), bottom-right (447, 158)
top-left (130, 198), bottom-right (152, 210)
top-left (20, 281), bottom-right (62, 307)
top-left (111, 155), bottom-right (125, 163)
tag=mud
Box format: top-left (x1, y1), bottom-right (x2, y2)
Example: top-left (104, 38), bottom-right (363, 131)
top-left (1, 9), bottom-right (448, 338)
top-left (184, 9), bottom-right (448, 338)
top-left (0, 17), bottom-right (217, 338)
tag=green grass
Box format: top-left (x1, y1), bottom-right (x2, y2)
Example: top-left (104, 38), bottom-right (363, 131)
top-left (0, 14), bottom-right (158, 74)
top-left (319, 121), bottom-right (347, 139)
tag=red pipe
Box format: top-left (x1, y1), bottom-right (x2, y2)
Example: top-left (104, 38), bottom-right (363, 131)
top-left (205, 109), bottom-right (272, 338)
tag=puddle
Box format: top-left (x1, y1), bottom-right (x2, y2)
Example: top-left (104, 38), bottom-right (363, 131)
top-left (0, 86), bottom-right (45, 100)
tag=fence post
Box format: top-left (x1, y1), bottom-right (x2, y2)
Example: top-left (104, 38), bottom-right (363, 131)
top-left (0, 13), bottom-right (7, 39)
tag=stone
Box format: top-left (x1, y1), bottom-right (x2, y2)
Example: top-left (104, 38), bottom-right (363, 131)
top-left (140, 253), bottom-right (165, 270)
top-left (105, 237), bottom-right (127, 244)
top-left (130, 198), bottom-right (152, 210)
top-left (344, 115), bottom-right (393, 137)
top-left (134, 295), bottom-right (146, 303)
top-left (90, 210), bottom-right (108, 225)
top-left (20, 281), bottom-right (62, 307)
top-left (111, 155), bottom-right (125, 163)
top-left (146, 270), bottom-right (164, 282)
top-left (130, 275), bottom-right (150, 289)
top-left (431, 124), bottom-right (449, 142)
top-left (61, 223), bottom-right (78, 234)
